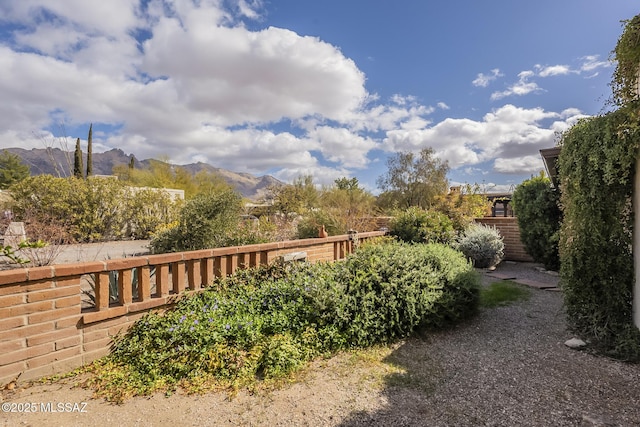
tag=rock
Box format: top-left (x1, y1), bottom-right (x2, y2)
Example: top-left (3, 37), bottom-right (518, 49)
top-left (565, 338), bottom-right (586, 349)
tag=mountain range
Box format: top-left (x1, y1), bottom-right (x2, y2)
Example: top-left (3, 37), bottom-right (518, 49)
top-left (5, 147), bottom-right (282, 201)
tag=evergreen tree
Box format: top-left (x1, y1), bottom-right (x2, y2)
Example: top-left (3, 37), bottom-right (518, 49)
top-left (73, 138), bottom-right (84, 178)
top-left (129, 156), bottom-right (135, 171)
top-left (86, 123), bottom-right (93, 177)
top-left (0, 150), bottom-right (30, 189)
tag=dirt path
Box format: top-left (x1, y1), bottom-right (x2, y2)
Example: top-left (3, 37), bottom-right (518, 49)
top-left (2, 263), bottom-right (640, 426)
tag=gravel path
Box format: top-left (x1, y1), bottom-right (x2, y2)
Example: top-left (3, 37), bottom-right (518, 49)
top-left (3, 261), bottom-right (640, 426)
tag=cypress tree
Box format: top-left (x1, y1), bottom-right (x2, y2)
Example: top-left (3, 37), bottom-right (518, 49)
top-left (129, 156), bottom-right (135, 171)
top-left (73, 138), bottom-right (83, 178)
top-left (86, 123), bottom-right (93, 177)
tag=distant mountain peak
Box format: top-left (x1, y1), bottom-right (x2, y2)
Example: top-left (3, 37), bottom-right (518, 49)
top-left (6, 147), bottom-right (282, 201)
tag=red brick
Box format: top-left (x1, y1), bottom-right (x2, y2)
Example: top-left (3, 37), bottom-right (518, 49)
top-left (81, 306), bottom-right (127, 325)
top-left (24, 280), bottom-right (54, 292)
top-left (0, 342), bottom-right (53, 365)
top-left (83, 347), bottom-right (110, 364)
top-left (81, 313), bottom-right (128, 332)
top-left (0, 293), bottom-right (25, 308)
top-left (55, 315), bottom-right (81, 329)
top-left (127, 297), bottom-right (168, 313)
top-left (0, 269), bottom-right (28, 286)
top-left (0, 283), bottom-right (22, 297)
top-left (53, 262), bottom-right (104, 276)
top-left (28, 306), bottom-right (80, 325)
top-left (0, 361), bottom-right (26, 386)
top-left (108, 321), bottom-right (132, 337)
top-left (26, 328), bottom-right (79, 347)
top-left (54, 277), bottom-right (82, 288)
top-left (55, 295), bottom-right (82, 308)
top-left (83, 328), bottom-right (108, 343)
top-left (27, 286), bottom-right (79, 303)
top-left (83, 336), bottom-right (112, 353)
top-left (0, 321), bottom-right (53, 341)
top-left (146, 253), bottom-right (184, 264)
top-left (55, 335), bottom-right (81, 350)
top-left (105, 258), bottom-right (148, 270)
top-left (26, 346), bottom-right (82, 369)
top-left (0, 316), bottom-right (26, 332)
top-left (0, 339), bottom-right (24, 353)
top-left (26, 266), bottom-right (54, 281)
top-left (0, 300), bottom-right (53, 318)
top-left (20, 354), bottom-right (84, 383)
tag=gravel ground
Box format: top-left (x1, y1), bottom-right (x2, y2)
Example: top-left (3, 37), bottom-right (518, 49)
top-left (3, 261), bottom-right (640, 426)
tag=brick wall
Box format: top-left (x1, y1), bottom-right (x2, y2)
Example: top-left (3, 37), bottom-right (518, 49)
top-left (475, 217), bottom-right (534, 262)
top-left (0, 231), bottom-right (384, 386)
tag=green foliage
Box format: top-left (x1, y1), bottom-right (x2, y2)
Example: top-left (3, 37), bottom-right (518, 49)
top-left (389, 206), bottom-right (455, 244)
top-left (149, 188), bottom-right (265, 253)
top-left (433, 184), bottom-right (490, 232)
top-left (296, 177), bottom-right (379, 238)
top-left (455, 223), bottom-right (504, 268)
top-left (0, 240), bottom-right (47, 266)
top-left (512, 173), bottom-right (561, 270)
top-left (86, 124), bottom-right (93, 177)
top-left (0, 150), bottom-right (30, 190)
top-left (296, 209), bottom-right (341, 238)
top-left (480, 281), bottom-right (530, 308)
top-left (270, 175), bottom-right (318, 216)
top-left (611, 14), bottom-right (640, 106)
top-left (558, 106), bottom-right (640, 360)
top-left (121, 187), bottom-right (181, 240)
top-left (73, 138), bottom-right (83, 179)
top-left (376, 148), bottom-right (449, 210)
top-left (10, 175), bottom-right (178, 242)
top-left (86, 241), bottom-right (479, 401)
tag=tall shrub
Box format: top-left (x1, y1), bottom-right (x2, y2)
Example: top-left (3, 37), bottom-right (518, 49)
top-left (558, 106), bottom-right (640, 360)
top-left (512, 173), bottom-right (561, 270)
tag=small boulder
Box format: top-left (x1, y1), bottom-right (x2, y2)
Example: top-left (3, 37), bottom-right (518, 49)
top-left (564, 338), bottom-right (586, 349)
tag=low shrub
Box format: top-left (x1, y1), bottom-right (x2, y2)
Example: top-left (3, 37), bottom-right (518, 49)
top-left (86, 241), bottom-right (479, 401)
top-left (389, 206), bottom-right (455, 244)
top-left (455, 224), bottom-right (504, 268)
top-left (149, 188), bottom-right (269, 253)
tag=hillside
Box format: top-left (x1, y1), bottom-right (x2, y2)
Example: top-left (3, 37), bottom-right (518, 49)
top-left (5, 147), bottom-right (282, 201)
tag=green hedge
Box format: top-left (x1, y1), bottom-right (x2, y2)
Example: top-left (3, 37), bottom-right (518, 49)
top-left (558, 105), bottom-right (640, 360)
top-left (512, 174), bottom-right (561, 271)
top-left (88, 241), bottom-right (479, 401)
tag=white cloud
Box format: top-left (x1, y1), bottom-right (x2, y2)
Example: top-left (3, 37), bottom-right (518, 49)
top-left (437, 102), bottom-right (450, 110)
top-left (383, 104), bottom-right (584, 170)
top-left (305, 126), bottom-right (378, 169)
top-left (536, 64), bottom-right (572, 77)
top-left (580, 55), bottom-right (611, 73)
top-left (493, 155), bottom-right (544, 174)
top-left (472, 68), bottom-right (503, 87)
top-left (491, 70), bottom-right (543, 100)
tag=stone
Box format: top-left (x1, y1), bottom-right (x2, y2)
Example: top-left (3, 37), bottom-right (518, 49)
top-left (565, 338), bottom-right (586, 349)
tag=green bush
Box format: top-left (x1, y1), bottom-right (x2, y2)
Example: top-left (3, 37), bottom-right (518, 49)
top-left (558, 108), bottom-right (640, 360)
top-left (512, 174), bottom-right (561, 270)
top-left (89, 241), bottom-right (479, 401)
top-left (455, 223), bottom-right (504, 268)
top-left (296, 209), bottom-right (341, 238)
top-left (10, 175), bottom-right (178, 242)
top-left (389, 206), bottom-right (455, 244)
top-left (149, 188), bottom-right (267, 253)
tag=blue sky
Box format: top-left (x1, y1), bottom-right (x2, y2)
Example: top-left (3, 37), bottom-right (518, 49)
top-left (0, 1), bottom-right (636, 194)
